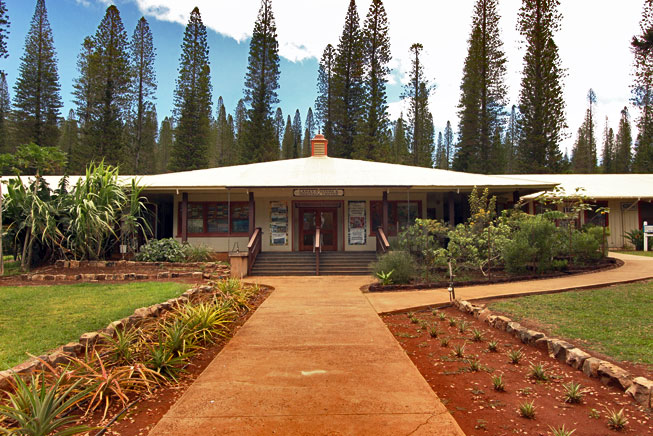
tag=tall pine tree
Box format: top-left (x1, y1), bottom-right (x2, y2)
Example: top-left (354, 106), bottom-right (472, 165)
top-left (303, 107), bottom-right (315, 156)
top-left (632, 0), bottom-right (653, 172)
top-left (516, 0), bottom-right (566, 173)
top-left (13, 0), bottom-right (62, 148)
top-left (614, 106), bottom-right (632, 173)
top-left (332, 0), bottom-right (365, 158)
top-left (571, 89), bottom-right (598, 173)
top-left (353, 0), bottom-right (391, 161)
top-left (315, 44), bottom-right (336, 142)
top-left (58, 109), bottom-right (78, 171)
top-left (443, 120), bottom-right (454, 170)
top-left (274, 107), bottom-right (283, 145)
top-left (129, 17), bottom-right (157, 173)
top-left (503, 106), bottom-right (520, 172)
top-left (292, 109), bottom-right (302, 158)
top-left (0, 0), bottom-right (9, 59)
top-left (156, 116), bottom-right (173, 173)
top-left (241, 0), bottom-right (280, 163)
top-left (455, 0), bottom-right (507, 174)
top-left (169, 7), bottom-right (212, 171)
top-left (0, 71), bottom-right (10, 152)
top-left (281, 115), bottom-right (293, 159)
top-left (74, 5), bottom-right (131, 166)
top-left (403, 43), bottom-right (434, 167)
top-left (391, 114), bottom-right (409, 164)
top-left (601, 117), bottom-right (615, 173)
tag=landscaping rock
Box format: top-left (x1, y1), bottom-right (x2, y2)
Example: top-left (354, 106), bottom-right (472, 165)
top-left (203, 272), bottom-right (211, 279)
top-left (506, 321), bottom-right (522, 335)
top-left (55, 260), bottom-right (66, 268)
top-left (565, 347), bottom-right (591, 369)
top-left (492, 316), bottom-right (511, 331)
top-left (127, 273), bottom-right (136, 280)
top-left (79, 332), bottom-right (100, 348)
top-left (582, 357), bottom-right (602, 377)
top-left (192, 272), bottom-right (204, 280)
top-left (547, 339), bottom-right (575, 362)
top-left (517, 329), bottom-right (545, 345)
top-left (133, 306), bottom-right (156, 318)
top-left (626, 377), bottom-right (653, 407)
top-left (0, 370), bottom-right (12, 390)
top-left (533, 337), bottom-right (550, 351)
top-left (157, 271), bottom-right (169, 279)
top-left (477, 308), bottom-right (492, 322)
top-left (597, 361), bottom-right (632, 390)
top-left (12, 359), bottom-right (38, 375)
top-left (63, 342), bottom-right (83, 355)
top-left (69, 260), bottom-right (80, 268)
top-left (135, 273), bottom-right (148, 280)
top-left (46, 351), bottom-right (70, 366)
top-left (82, 274), bottom-right (95, 281)
top-left (55, 274), bottom-right (67, 281)
top-left (73, 274), bottom-right (82, 280)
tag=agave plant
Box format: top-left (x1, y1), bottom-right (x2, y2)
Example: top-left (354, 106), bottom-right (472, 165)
top-left (146, 342), bottom-right (188, 382)
top-left (102, 327), bottom-right (140, 364)
top-left (179, 302), bottom-right (233, 344)
top-left (0, 372), bottom-right (94, 436)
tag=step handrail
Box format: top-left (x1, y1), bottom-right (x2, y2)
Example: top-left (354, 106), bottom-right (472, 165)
top-left (247, 227), bottom-right (262, 276)
top-left (376, 226), bottom-right (390, 254)
top-left (314, 227), bottom-right (321, 276)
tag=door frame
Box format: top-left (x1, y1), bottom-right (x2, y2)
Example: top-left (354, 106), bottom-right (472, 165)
top-left (292, 200), bottom-right (343, 252)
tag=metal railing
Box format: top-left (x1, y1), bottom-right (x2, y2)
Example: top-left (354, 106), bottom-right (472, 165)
top-left (247, 227), bottom-right (262, 276)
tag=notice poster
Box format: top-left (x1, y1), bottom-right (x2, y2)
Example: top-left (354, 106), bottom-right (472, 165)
top-left (270, 201), bottom-right (288, 246)
top-left (348, 201), bottom-right (367, 245)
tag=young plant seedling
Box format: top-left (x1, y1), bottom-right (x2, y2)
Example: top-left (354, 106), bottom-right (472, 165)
top-left (518, 400), bottom-right (536, 419)
top-left (491, 374), bottom-right (505, 392)
top-left (529, 362), bottom-right (549, 381)
top-left (487, 340), bottom-right (498, 352)
top-left (508, 348), bottom-right (524, 364)
top-left (439, 337), bottom-right (450, 347)
top-left (448, 317), bottom-right (457, 327)
top-left (563, 381), bottom-right (584, 404)
top-left (452, 343), bottom-right (466, 358)
top-left (428, 325), bottom-right (439, 338)
top-left (467, 358), bottom-right (481, 372)
top-left (548, 425), bottom-right (576, 436)
top-left (606, 408), bottom-right (628, 430)
top-left (458, 320), bottom-right (469, 333)
top-left (471, 328), bottom-right (484, 342)
top-left (438, 312), bottom-right (446, 321)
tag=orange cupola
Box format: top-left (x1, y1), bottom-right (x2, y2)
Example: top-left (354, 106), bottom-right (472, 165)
top-left (311, 134), bottom-right (328, 157)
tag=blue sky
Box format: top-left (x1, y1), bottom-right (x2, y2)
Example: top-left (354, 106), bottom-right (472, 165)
top-left (0, 0), bottom-right (646, 156)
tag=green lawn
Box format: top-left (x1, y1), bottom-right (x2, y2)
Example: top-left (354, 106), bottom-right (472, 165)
top-left (621, 250), bottom-right (653, 258)
top-left (0, 282), bottom-right (188, 370)
top-left (489, 281), bottom-right (653, 365)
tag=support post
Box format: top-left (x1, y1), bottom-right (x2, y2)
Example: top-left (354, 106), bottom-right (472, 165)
top-left (448, 192), bottom-right (455, 229)
top-left (382, 191), bottom-right (389, 236)
top-left (249, 192), bottom-right (255, 238)
top-left (181, 192), bottom-right (188, 243)
top-left (513, 190), bottom-right (520, 206)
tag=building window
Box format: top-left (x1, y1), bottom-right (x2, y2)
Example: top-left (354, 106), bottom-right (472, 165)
top-left (584, 201), bottom-right (609, 227)
top-left (178, 202), bottom-right (249, 236)
top-left (370, 201), bottom-right (421, 236)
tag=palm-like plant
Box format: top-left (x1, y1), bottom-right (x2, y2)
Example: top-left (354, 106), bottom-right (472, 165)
top-left (0, 373), bottom-right (94, 436)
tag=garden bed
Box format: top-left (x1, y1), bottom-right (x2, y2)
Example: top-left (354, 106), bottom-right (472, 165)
top-left (383, 307), bottom-right (652, 436)
top-left (369, 257), bottom-right (620, 292)
top-left (0, 260), bottom-right (230, 286)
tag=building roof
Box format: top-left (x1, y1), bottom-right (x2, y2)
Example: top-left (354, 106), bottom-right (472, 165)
top-left (503, 174), bottom-right (653, 200)
top-left (134, 156), bottom-right (556, 192)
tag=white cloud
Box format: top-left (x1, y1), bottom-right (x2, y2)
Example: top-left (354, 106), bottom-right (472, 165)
top-left (125, 0), bottom-right (644, 158)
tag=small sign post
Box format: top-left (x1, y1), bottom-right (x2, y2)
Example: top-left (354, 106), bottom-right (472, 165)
top-left (644, 221), bottom-right (653, 252)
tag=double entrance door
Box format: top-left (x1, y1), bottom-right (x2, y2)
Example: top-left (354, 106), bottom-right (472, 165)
top-left (299, 208), bottom-right (337, 251)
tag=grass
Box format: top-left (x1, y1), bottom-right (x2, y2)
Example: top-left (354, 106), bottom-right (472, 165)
top-left (0, 281), bottom-right (188, 370)
top-left (1, 256), bottom-right (22, 277)
top-left (621, 250), bottom-right (653, 258)
top-left (489, 281), bottom-right (653, 365)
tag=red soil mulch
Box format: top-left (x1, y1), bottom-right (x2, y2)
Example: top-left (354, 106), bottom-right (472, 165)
top-left (383, 307), bottom-right (653, 436)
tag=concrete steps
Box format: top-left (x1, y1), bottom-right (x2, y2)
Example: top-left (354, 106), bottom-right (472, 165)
top-left (250, 251), bottom-right (377, 276)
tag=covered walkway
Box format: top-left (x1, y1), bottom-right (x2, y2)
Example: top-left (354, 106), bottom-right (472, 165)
top-left (148, 276), bottom-right (465, 436)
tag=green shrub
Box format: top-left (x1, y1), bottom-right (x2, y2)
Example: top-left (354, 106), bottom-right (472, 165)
top-left (571, 230), bottom-right (602, 264)
top-left (136, 238), bottom-right (185, 262)
top-left (372, 251), bottom-right (415, 284)
top-left (624, 229), bottom-right (645, 251)
top-left (182, 243), bottom-right (212, 262)
top-left (503, 215), bottom-right (560, 274)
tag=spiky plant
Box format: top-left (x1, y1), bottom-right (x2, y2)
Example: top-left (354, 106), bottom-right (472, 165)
top-left (471, 328), bottom-right (484, 342)
top-left (0, 373), bottom-right (94, 436)
top-left (102, 327), bottom-right (140, 364)
top-left (438, 312), bottom-right (446, 321)
top-left (508, 349), bottom-right (524, 364)
top-left (439, 337), bottom-right (450, 347)
top-left (606, 408), bottom-right (628, 430)
top-left (491, 374), bottom-right (505, 391)
top-left (452, 343), bottom-right (466, 358)
top-left (467, 358), bottom-right (481, 372)
top-left (458, 320), bottom-right (469, 333)
top-left (518, 400), bottom-right (536, 419)
top-left (563, 381), bottom-right (584, 404)
top-left (549, 425), bottom-right (576, 436)
top-left (448, 317), bottom-right (457, 327)
top-left (487, 340), bottom-right (498, 352)
top-left (428, 325), bottom-right (439, 338)
top-left (529, 362), bottom-right (549, 381)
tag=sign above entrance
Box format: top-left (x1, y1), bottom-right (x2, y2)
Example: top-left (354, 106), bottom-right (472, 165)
top-left (293, 188), bottom-right (344, 197)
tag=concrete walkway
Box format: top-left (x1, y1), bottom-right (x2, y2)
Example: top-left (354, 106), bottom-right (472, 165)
top-left (366, 252), bottom-right (653, 314)
top-left (148, 276), bottom-right (465, 436)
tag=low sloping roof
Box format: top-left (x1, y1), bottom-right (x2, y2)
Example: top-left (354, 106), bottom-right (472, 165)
top-left (500, 174), bottom-right (653, 200)
top-left (136, 157), bottom-right (556, 191)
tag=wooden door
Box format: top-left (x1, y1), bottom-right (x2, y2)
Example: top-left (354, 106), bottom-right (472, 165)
top-left (299, 208), bottom-right (337, 251)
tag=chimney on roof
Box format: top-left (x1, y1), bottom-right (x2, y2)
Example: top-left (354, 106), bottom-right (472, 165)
top-left (311, 134), bottom-right (328, 157)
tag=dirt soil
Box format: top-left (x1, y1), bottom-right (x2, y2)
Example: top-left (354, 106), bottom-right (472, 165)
top-left (370, 257), bottom-right (621, 292)
top-left (73, 284), bottom-right (272, 436)
top-left (383, 307), bottom-right (653, 436)
top-left (0, 262), bottom-right (225, 286)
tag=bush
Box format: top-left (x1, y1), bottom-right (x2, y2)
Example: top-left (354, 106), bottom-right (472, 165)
top-left (182, 243), bottom-right (212, 262)
top-left (372, 251), bottom-right (415, 284)
top-left (503, 215), bottom-right (560, 274)
top-left (136, 238), bottom-right (185, 262)
top-left (571, 230), bottom-right (602, 264)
